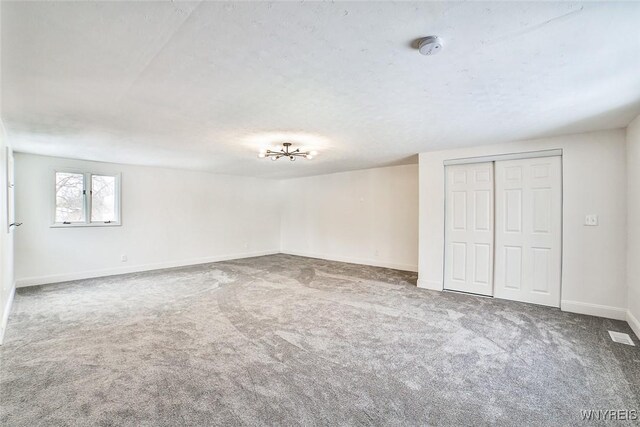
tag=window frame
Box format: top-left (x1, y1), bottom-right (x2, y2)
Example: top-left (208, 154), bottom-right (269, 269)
top-left (51, 169), bottom-right (121, 228)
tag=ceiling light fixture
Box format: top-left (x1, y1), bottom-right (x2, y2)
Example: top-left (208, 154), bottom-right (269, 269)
top-left (258, 143), bottom-right (317, 161)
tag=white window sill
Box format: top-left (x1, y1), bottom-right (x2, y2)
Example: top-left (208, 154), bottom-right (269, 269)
top-left (50, 222), bottom-right (122, 228)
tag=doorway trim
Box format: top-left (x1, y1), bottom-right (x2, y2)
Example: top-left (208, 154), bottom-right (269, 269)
top-left (443, 149), bottom-right (562, 166)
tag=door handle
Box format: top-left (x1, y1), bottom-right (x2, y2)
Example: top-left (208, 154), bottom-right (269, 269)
top-left (9, 222), bottom-right (22, 228)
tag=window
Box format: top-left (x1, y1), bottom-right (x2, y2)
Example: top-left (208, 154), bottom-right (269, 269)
top-left (54, 171), bottom-right (120, 226)
top-left (55, 172), bottom-right (85, 223)
top-left (91, 175), bottom-right (117, 222)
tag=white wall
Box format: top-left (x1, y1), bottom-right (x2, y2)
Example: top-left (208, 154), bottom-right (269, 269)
top-left (280, 164), bottom-right (418, 271)
top-left (14, 153), bottom-right (282, 286)
top-left (419, 129), bottom-right (628, 320)
top-left (10, 127), bottom-right (637, 330)
top-left (0, 124), bottom-right (16, 344)
top-left (626, 115), bottom-right (640, 337)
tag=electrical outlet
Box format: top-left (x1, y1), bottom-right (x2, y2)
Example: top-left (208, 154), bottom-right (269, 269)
top-left (584, 215), bottom-right (598, 226)
top-left (121, 254), bottom-right (128, 262)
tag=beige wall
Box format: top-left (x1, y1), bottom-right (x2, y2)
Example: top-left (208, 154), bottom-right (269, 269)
top-left (419, 129), bottom-right (628, 320)
top-left (626, 115), bottom-right (640, 337)
top-left (280, 164), bottom-right (419, 271)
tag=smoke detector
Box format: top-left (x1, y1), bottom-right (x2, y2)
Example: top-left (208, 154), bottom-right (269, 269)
top-left (418, 36), bottom-right (443, 56)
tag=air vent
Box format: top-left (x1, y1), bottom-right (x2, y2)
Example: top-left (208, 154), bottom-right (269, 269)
top-left (608, 331), bottom-right (635, 346)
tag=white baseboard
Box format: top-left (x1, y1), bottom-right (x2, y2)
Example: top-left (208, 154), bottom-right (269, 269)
top-left (281, 250), bottom-right (418, 273)
top-left (627, 310), bottom-right (640, 340)
top-left (0, 284), bottom-right (16, 345)
top-left (561, 300), bottom-right (627, 321)
top-left (15, 250), bottom-right (280, 288)
top-left (417, 278), bottom-right (443, 291)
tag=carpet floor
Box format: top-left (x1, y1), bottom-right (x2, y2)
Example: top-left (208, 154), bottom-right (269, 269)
top-left (1, 254), bottom-right (638, 426)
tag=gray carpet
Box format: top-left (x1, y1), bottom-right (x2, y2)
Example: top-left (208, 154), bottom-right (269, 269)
top-left (1, 254), bottom-right (638, 426)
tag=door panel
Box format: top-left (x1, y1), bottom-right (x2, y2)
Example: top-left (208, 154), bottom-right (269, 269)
top-left (504, 189), bottom-right (522, 232)
top-left (494, 157), bottom-right (562, 307)
top-left (451, 243), bottom-right (466, 281)
top-left (452, 191), bottom-right (466, 229)
top-left (474, 190), bottom-right (491, 230)
top-left (473, 243), bottom-right (491, 284)
top-left (504, 246), bottom-right (523, 290)
top-left (444, 162), bottom-right (494, 296)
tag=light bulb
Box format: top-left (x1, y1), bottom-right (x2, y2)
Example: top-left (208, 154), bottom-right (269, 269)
top-left (309, 151), bottom-right (318, 156)
top-left (306, 154), bottom-right (314, 160)
top-left (258, 152), bottom-right (266, 158)
top-left (271, 156), bottom-right (278, 161)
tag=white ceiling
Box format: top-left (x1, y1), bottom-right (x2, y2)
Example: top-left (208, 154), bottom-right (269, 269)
top-left (2, 1), bottom-right (640, 178)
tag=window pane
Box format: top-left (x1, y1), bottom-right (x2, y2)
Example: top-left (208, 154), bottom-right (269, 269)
top-left (55, 172), bottom-right (85, 223)
top-left (91, 175), bottom-right (117, 222)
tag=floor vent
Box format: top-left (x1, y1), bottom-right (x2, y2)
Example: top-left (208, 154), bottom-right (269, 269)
top-left (608, 331), bottom-right (635, 346)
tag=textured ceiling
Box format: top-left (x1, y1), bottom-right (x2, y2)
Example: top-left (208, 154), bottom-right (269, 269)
top-left (2, 1), bottom-right (640, 178)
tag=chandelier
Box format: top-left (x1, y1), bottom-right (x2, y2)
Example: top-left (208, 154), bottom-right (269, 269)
top-left (258, 143), bottom-right (317, 161)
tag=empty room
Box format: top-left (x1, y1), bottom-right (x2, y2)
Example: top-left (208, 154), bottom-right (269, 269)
top-left (1, 1), bottom-right (639, 425)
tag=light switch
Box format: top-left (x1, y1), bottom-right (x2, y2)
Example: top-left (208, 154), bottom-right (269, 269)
top-left (585, 215), bottom-right (598, 226)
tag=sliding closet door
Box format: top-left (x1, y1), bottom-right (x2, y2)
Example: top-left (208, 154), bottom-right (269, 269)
top-left (444, 162), bottom-right (494, 296)
top-left (494, 157), bottom-right (562, 307)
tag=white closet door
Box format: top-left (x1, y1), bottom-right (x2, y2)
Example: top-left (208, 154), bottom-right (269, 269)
top-left (494, 156), bottom-right (562, 307)
top-left (444, 162), bottom-right (494, 296)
